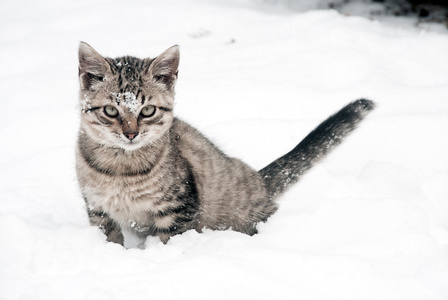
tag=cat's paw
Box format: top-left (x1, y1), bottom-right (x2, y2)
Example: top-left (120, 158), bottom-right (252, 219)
top-left (106, 229), bottom-right (124, 246)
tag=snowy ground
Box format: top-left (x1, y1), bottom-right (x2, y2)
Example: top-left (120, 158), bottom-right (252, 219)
top-left (1, 0), bottom-right (448, 299)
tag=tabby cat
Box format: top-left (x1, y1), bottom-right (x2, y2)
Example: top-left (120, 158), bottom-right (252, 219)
top-left (76, 42), bottom-right (375, 246)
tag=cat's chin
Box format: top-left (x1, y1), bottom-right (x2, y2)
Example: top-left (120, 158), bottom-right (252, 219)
top-left (118, 141), bottom-right (144, 151)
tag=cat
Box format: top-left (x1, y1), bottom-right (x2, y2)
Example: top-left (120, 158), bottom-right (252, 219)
top-left (76, 41), bottom-right (375, 246)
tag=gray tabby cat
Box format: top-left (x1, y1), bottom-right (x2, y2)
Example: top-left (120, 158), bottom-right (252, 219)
top-left (76, 42), bottom-right (375, 246)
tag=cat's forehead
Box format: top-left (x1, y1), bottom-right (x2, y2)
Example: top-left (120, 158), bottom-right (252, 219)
top-left (87, 87), bottom-right (171, 112)
top-left (106, 56), bottom-right (152, 87)
top-left (81, 53), bottom-right (174, 110)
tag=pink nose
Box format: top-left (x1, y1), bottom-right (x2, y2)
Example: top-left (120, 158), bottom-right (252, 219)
top-left (124, 132), bottom-right (138, 141)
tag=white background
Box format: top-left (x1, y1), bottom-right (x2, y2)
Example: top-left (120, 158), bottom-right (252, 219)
top-left (0, 0), bottom-right (447, 299)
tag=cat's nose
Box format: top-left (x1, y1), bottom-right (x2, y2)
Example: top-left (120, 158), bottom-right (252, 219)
top-left (124, 132), bottom-right (138, 141)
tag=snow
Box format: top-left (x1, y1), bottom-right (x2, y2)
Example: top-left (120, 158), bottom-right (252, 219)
top-left (80, 95), bottom-right (92, 113)
top-left (122, 92), bottom-right (138, 113)
top-left (111, 92), bottom-right (139, 112)
top-left (0, 0), bottom-right (447, 299)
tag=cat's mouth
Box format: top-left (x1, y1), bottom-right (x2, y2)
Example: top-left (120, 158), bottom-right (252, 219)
top-left (119, 139), bottom-right (142, 151)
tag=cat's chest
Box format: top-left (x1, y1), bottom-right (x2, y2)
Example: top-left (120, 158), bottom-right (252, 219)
top-left (85, 174), bottom-right (166, 226)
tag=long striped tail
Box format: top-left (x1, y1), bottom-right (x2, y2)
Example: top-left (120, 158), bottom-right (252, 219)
top-left (259, 99), bottom-right (375, 200)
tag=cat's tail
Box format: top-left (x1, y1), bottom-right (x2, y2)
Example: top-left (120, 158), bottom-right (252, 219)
top-left (259, 99), bottom-right (375, 200)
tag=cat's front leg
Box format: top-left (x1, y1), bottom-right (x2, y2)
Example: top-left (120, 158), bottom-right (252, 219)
top-left (87, 206), bottom-right (124, 246)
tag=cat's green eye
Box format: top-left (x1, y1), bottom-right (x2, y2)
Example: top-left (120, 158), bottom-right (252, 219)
top-left (140, 105), bottom-right (156, 118)
top-left (104, 105), bottom-right (119, 118)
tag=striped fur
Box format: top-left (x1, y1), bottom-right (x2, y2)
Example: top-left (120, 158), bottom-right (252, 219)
top-left (76, 42), bottom-right (374, 245)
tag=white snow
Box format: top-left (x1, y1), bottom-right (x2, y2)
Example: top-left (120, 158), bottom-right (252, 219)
top-left (110, 91), bottom-right (121, 103)
top-left (111, 92), bottom-right (138, 112)
top-left (80, 95), bottom-right (92, 113)
top-left (122, 92), bottom-right (138, 113)
top-left (0, 0), bottom-right (447, 299)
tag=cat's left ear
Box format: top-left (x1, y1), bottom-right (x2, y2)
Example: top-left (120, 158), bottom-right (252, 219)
top-left (147, 45), bottom-right (179, 90)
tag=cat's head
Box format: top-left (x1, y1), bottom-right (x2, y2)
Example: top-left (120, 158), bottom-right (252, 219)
top-left (78, 42), bottom-right (179, 151)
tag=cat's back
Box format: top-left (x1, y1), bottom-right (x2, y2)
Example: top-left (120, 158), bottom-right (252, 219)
top-left (170, 118), bottom-right (245, 175)
top-left (170, 118), bottom-right (266, 189)
top-left (170, 118), bottom-right (276, 233)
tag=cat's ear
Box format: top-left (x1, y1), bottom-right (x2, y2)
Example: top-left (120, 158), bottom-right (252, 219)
top-left (78, 41), bottom-right (111, 90)
top-left (147, 45), bottom-right (179, 90)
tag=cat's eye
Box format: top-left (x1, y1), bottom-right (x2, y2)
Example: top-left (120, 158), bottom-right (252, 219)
top-left (140, 105), bottom-right (156, 118)
top-left (104, 105), bottom-right (119, 118)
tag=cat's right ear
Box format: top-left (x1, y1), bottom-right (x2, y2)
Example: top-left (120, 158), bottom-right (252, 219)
top-left (78, 42), bottom-right (111, 90)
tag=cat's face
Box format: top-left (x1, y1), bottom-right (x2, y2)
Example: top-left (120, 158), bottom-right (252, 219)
top-left (78, 42), bottom-right (179, 150)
